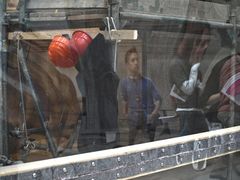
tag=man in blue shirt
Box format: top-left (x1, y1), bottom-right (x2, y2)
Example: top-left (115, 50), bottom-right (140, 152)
top-left (120, 47), bottom-right (161, 145)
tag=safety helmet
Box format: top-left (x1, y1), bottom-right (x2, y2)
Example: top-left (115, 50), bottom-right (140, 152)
top-left (48, 35), bottom-right (79, 68)
top-left (71, 30), bottom-right (92, 56)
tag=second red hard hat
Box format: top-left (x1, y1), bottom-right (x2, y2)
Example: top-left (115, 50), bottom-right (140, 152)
top-left (71, 30), bottom-right (92, 56)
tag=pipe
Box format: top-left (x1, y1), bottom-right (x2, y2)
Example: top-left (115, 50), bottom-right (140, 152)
top-left (0, 0), bottom-right (8, 158)
top-left (120, 11), bottom-right (240, 29)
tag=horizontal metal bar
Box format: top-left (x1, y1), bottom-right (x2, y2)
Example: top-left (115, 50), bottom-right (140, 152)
top-left (0, 126), bottom-right (240, 179)
top-left (18, 20), bottom-right (105, 31)
top-left (120, 11), bottom-right (240, 29)
top-left (6, 8), bottom-right (108, 31)
top-left (26, 0), bottom-right (107, 9)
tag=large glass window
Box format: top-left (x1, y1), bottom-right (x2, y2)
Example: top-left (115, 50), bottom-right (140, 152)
top-left (0, 0), bottom-right (240, 179)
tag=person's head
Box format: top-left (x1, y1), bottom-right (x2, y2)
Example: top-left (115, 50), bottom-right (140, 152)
top-left (125, 47), bottom-right (140, 76)
top-left (177, 22), bottom-right (211, 64)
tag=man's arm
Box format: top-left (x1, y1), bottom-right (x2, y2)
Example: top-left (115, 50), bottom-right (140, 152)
top-left (120, 79), bottom-right (128, 117)
top-left (151, 100), bottom-right (160, 116)
top-left (122, 100), bottom-right (128, 116)
top-left (147, 100), bottom-right (160, 124)
top-left (170, 60), bottom-right (200, 96)
top-left (180, 63), bottom-right (200, 95)
top-left (207, 93), bottom-right (220, 106)
top-left (150, 79), bottom-right (161, 116)
top-left (148, 79), bottom-right (161, 122)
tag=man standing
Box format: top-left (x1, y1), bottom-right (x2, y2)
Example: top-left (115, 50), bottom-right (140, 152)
top-left (169, 22), bottom-right (211, 136)
top-left (120, 47), bottom-right (161, 145)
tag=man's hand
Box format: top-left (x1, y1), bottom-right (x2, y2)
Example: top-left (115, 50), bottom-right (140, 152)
top-left (122, 100), bottom-right (128, 119)
top-left (122, 112), bottom-right (128, 120)
top-left (147, 114), bottom-right (153, 124)
top-left (147, 113), bottom-right (158, 124)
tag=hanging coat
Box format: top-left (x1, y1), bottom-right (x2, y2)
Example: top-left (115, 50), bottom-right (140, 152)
top-left (76, 33), bottom-right (119, 151)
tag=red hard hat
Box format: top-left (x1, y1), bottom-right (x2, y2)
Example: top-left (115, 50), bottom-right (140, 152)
top-left (48, 35), bottom-right (79, 68)
top-left (71, 30), bottom-right (92, 56)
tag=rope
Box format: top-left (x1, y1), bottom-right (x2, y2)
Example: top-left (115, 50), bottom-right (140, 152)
top-left (15, 36), bottom-right (36, 154)
top-left (16, 35), bottom-right (29, 142)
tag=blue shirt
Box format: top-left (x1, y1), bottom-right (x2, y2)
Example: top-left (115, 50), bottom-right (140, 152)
top-left (120, 76), bottom-right (161, 114)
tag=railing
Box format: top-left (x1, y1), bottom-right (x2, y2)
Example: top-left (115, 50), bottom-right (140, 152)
top-left (0, 126), bottom-right (240, 179)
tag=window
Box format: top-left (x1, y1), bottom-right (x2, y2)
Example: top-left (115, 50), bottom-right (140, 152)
top-left (1, 0), bottom-right (240, 179)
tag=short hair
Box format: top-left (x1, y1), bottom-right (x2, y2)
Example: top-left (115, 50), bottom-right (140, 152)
top-left (125, 47), bottom-right (138, 64)
top-left (176, 22), bottom-right (211, 59)
top-left (181, 21), bottom-right (210, 36)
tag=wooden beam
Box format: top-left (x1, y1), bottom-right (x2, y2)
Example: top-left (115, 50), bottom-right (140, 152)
top-left (101, 29), bottom-right (138, 40)
top-left (8, 28), bottom-right (100, 40)
top-left (8, 28), bottom-right (138, 40)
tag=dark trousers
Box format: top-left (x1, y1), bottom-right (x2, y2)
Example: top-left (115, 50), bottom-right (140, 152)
top-left (128, 111), bottom-right (156, 145)
top-left (178, 111), bottom-right (209, 136)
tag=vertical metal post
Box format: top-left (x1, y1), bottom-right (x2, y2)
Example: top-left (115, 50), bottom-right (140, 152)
top-left (108, 0), bottom-right (120, 28)
top-left (142, 31), bottom-right (148, 77)
top-left (0, 0), bottom-right (8, 157)
top-left (227, 2), bottom-right (238, 180)
top-left (229, 0), bottom-right (238, 129)
top-left (107, 0), bottom-right (120, 72)
top-left (230, 2), bottom-right (238, 57)
top-left (18, 0), bottom-right (27, 29)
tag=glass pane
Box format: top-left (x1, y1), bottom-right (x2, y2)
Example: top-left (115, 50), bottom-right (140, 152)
top-left (0, 0), bottom-right (240, 180)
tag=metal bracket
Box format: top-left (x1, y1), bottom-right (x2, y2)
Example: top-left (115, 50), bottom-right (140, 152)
top-left (104, 16), bottom-right (119, 41)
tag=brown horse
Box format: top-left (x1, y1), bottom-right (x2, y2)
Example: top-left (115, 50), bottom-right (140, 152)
top-left (7, 46), bottom-right (80, 161)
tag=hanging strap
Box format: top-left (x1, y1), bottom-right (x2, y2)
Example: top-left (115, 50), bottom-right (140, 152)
top-left (17, 41), bottom-right (58, 157)
top-left (16, 36), bottom-right (29, 143)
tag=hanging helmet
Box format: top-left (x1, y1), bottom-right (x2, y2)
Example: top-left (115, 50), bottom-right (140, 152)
top-left (71, 30), bottom-right (92, 56)
top-left (48, 35), bottom-right (79, 68)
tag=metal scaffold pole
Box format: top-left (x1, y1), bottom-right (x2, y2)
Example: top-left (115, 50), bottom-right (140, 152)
top-left (0, 0), bottom-right (8, 158)
top-left (226, 1), bottom-right (238, 179)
